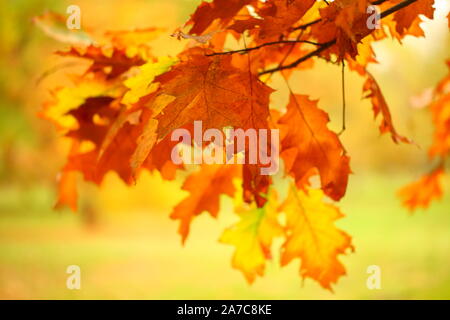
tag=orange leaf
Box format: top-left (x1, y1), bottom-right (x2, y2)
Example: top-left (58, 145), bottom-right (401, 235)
top-left (55, 170), bottom-right (78, 212)
top-left (280, 187), bottom-right (353, 291)
top-left (363, 71), bottom-right (411, 144)
top-left (278, 94), bottom-right (350, 201)
top-left (171, 164), bottom-right (241, 243)
top-left (398, 167), bottom-right (445, 211)
top-left (393, 0), bottom-right (434, 36)
top-left (257, 0), bottom-right (316, 41)
top-left (57, 45), bottom-right (145, 78)
top-left (153, 48), bottom-right (273, 140)
top-left (186, 0), bottom-right (254, 35)
top-left (429, 60), bottom-right (450, 158)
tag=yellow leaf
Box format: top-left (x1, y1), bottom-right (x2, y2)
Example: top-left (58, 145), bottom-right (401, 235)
top-left (280, 187), bottom-right (353, 291)
top-left (43, 77), bottom-right (123, 129)
top-left (220, 191), bottom-right (283, 283)
top-left (122, 56), bottom-right (177, 105)
top-left (104, 28), bottom-right (162, 59)
top-left (130, 118), bottom-right (158, 175)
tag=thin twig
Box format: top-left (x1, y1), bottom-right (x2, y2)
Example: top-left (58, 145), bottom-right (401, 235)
top-left (259, 40), bottom-right (335, 75)
top-left (380, 0), bottom-right (415, 18)
top-left (264, 30), bottom-right (305, 83)
top-left (206, 39), bottom-right (322, 56)
top-left (291, 18), bottom-right (322, 31)
top-left (338, 60), bottom-right (346, 136)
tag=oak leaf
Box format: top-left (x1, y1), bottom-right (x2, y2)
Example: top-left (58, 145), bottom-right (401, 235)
top-left (171, 164), bottom-right (241, 243)
top-left (122, 56), bottom-right (177, 105)
top-left (280, 187), bottom-right (353, 290)
top-left (363, 71), bottom-right (411, 144)
top-left (256, 0), bottom-right (316, 41)
top-left (393, 0), bottom-right (434, 36)
top-left (186, 0), bottom-right (254, 35)
top-left (220, 190), bottom-right (283, 283)
top-left (42, 77), bottom-right (123, 129)
top-left (57, 45), bottom-right (145, 78)
top-left (398, 167), bottom-right (445, 211)
top-left (153, 48), bottom-right (273, 139)
top-left (278, 94), bottom-right (350, 201)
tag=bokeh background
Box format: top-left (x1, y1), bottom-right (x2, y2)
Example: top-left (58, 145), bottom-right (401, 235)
top-left (0, 0), bottom-right (449, 299)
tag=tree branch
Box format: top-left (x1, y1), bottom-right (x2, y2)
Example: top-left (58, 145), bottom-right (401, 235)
top-left (292, 19), bottom-right (321, 31)
top-left (380, 0), bottom-right (415, 18)
top-left (206, 0), bottom-right (392, 57)
top-left (259, 40), bottom-right (335, 75)
top-left (205, 39), bottom-right (323, 56)
top-left (259, 0), bottom-right (417, 76)
top-left (338, 60), bottom-right (346, 136)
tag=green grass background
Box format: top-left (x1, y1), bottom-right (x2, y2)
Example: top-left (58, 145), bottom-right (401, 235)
top-left (1, 174), bottom-right (449, 299)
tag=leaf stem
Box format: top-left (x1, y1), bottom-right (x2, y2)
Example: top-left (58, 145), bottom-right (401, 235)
top-left (338, 60), bottom-right (346, 136)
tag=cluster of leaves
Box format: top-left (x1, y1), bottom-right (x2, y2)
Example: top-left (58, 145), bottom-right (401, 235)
top-left (398, 60), bottom-right (450, 211)
top-left (37, 0), bottom-right (448, 290)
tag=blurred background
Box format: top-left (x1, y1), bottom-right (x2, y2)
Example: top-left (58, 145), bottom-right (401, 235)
top-left (0, 0), bottom-right (449, 299)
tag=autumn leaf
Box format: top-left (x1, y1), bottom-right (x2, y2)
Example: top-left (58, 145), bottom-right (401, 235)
top-left (42, 76), bottom-right (123, 129)
top-left (54, 167), bottom-right (79, 212)
top-left (278, 94), bottom-right (350, 201)
top-left (220, 190), bottom-right (283, 283)
top-left (57, 45), bottom-right (145, 78)
top-left (256, 0), bottom-right (316, 41)
top-left (38, 0), bottom-right (446, 290)
top-left (398, 167), bottom-right (445, 211)
top-left (130, 118), bottom-right (158, 175)
top-left (62, 97), bottom-right (142, 185)
top-left (56, 129), bottom-right (123, 212)
top-left (122, 56), bottom-right (177, 105)
top-left (399, 60), bottom-right (449, 211)
top-left (429, 60), bottom-right (450, 159)
top-left (363, 71), bottom-right (411, 144)
top-left (242, 164), bottom-right (271, 207)
top-left (153, 48), bottom-right (273, 140)
top-left (311, 0), bottom-right (373, 59)
top-left (98, 107), bottom-right (142, 160)
top-left (141, 135), bottom-right (183, 180)
top-left (171, 164), bottom-right (241, 243)
top-left (186, 0), bottom-right (254, 35)
top-left (429, 94), bottom-right (450, 158)
top-left (393, 0), bottom-right (434, 36)
top-left (280, 187), bottom-right (353, 290)
top-left (65, 96), bottom-right (117, 146)
top-left (103, 28), bottom-right (161, 59)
